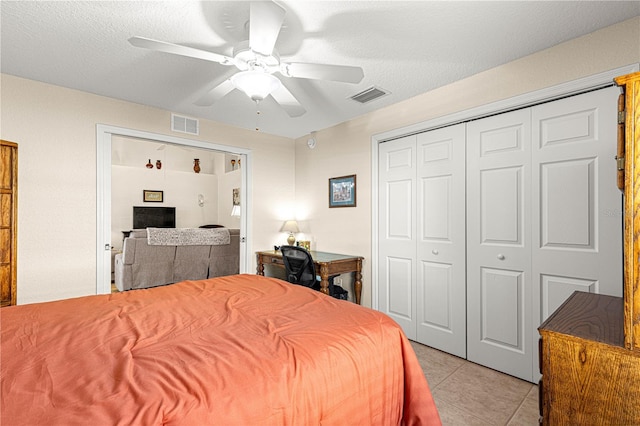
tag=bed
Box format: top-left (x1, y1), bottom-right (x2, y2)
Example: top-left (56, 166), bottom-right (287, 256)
top-left (1, 274), bottom-right (441, 425)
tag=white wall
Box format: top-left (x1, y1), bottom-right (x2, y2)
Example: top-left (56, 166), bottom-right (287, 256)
top-left (1, 74), bottom-right (295, 304)
top-left (293, 17), bottom-right (640, 307)
top-left (110, 135), bottom-right (231, 251)
top-left (110, 166), bottom-right (218, 249)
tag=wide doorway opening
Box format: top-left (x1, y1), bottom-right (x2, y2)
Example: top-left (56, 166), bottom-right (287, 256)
top-left (96, 124), bottom-right (252, 294)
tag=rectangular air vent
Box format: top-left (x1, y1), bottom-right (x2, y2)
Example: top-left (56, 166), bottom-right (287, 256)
top-left (171, 114), bottom-right (199, 135)
top-left (350, 86), bottom-right (389, 104)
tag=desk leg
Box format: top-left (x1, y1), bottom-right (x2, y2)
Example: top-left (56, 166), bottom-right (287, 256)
top-left (256, 254), bottom-right (265, 275)
top-left (354, 259), bottom-right (362, 305)
top-left (319, 264), bottom-right (330, 296)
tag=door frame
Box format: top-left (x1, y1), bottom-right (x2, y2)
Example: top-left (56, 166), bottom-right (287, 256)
top-left (96, 124), bottom-right (252, 295)
top-left (370, 64), bottom-right (638, 310)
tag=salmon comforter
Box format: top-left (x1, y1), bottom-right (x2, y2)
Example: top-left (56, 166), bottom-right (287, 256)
top-left (1, 274), bottom-right (440, 425)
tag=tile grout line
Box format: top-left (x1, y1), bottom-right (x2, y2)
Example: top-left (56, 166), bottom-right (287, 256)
top-left (429, 360), bottom-right (498, 426)
top-left (431, 361), bottom-right (535, 425)
top-left (504, 384), bottom-right (537, 425)
top-left (428, 357), bottom-right (467, 391)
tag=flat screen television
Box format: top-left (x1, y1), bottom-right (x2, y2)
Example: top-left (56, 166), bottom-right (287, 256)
top-left (133, 206), bottom-right (176, 229)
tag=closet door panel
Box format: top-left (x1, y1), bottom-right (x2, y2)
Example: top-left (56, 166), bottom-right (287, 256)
top-left (540, 275), bottom-right (597, 320)
top-left (540, 159), bottom-right (595, 249)
top-left (421, 261), bottom-right (453, 327)
top-left (531, 86), bottom-right (622, 380)
top-left (378, 135), bottom-right (417, 338)
top-left (532, 86), bottom-right (622, 315)
top-left (467, 109), bottom-right (533, 381)
top-left (480, 267), bottom-right (524, 350)
top-left (480, 166), bottom-right (523, 245)
top-left (386, 256), bottom-right (413, 318)
top-left (416, 124), bottom-right (466, 357)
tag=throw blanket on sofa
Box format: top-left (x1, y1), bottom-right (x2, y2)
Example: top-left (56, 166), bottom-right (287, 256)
top-left (147, 227), bottom-right (230, 246)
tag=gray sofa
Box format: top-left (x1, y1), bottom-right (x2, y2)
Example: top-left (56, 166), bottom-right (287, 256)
top-left (114, 228), bottom-right (239, 291)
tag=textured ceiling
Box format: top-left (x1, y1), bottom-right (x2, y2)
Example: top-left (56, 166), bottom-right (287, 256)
top-left (2, 1), bottom-right (639, 139)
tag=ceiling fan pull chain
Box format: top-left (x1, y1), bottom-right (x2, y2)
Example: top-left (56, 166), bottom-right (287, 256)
top-left (255, 100), bottom-right (261, 132)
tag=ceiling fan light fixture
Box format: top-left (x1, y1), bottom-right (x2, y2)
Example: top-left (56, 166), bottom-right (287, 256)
top-left (231, 70), bottom-right (281, 102)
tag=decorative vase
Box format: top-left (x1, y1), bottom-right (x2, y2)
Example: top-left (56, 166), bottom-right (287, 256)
top-left (156, 160), bottom-right (162, 169)
top-left (193, 159), bottom-right (200, 174)
top-left (146, 159), bottom-right (153, 169)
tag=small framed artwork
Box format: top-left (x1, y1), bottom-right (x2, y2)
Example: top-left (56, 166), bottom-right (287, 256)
top-left (143, 190), bottom-right (163, 203)
top-left (329, 174), bottom-right (356, 208)
top-left (232, 188), bottom-right (240, 206)
top-left (297, 240), bottom-right (311, 250)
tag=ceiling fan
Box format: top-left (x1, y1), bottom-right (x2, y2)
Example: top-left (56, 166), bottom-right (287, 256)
top-left (129, 1), bottom-right (364, 118)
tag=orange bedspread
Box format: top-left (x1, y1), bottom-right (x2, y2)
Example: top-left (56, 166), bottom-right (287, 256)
top-left (1, 274), bottom-right (440, 425)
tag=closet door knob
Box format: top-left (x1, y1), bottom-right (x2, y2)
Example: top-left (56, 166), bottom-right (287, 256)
top-left (497, 254), bottom-right (505, 260)
top-left (432, 249), bottom-right (439, 255)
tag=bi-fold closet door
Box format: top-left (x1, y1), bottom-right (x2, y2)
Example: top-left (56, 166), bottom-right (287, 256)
top-left (378, 124), bottom-right (467, 358)
top-left (378, 86), bottom-right (622, 382)
top-left (467, 87), bottom-right (622, 381)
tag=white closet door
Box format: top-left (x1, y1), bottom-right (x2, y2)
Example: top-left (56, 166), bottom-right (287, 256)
top-left (378, 135), bottom-right (417, 338)
top-left (416, 124), bottom-right (467, 357)
top-left (530, 86), bottom-right (622, 379)
top-left (466, 109), bottom-right (533, 381)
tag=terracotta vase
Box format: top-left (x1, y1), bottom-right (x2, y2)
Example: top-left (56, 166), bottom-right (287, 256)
top-left (193, 159), bottom-right (200, 174)
top-left (156, 160), bottom-right (162, 169)
top-left (146, 159), bottom-right (153, 169)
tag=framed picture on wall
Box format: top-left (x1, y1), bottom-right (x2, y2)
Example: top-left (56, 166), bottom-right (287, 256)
top-left (143, 190), bottom-right (163, 203)
top-left (233, 188), bottom-right (240, 206)
top-left (329, 175), bottom-right (356, 208)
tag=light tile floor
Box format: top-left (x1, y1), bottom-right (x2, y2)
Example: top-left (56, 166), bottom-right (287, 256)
top-left (410, 341), bottom-right (540, 425)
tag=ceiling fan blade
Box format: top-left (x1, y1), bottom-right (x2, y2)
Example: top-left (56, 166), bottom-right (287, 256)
top-left (194, 79), bottom-right (236, 106)
top-left (129, 36), bottom-right (234, 65)
top-left (270, 84), bottom-right (306, 117)
top-left (249, 1), bottom-right (286, 56)
top-left (280, 62), bottom-right (364, 84)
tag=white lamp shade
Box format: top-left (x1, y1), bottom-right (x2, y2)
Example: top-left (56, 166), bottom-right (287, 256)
top-left (280, 220), bottom-right (300, 233)
top-left (231, 71), bottom-right (281, 101)
top-left (231, 205), bottom-right (241, 217)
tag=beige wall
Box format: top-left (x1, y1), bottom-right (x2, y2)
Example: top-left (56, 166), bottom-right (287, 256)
top-left (294, 17), bottom-right (640, 307)
top-left (1, 74), bottom-right (295, 304)
top-left (2, 17), bottom-right (638, 306)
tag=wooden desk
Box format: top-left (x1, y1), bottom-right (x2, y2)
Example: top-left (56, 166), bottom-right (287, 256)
top-left (256, 250), bottom-right (363, 305)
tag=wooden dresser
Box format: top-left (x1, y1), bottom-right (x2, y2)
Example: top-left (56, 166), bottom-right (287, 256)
top-left (0, 140), bottom-right (18, 307)
top-left (538, 71), bottom-right (640, 424)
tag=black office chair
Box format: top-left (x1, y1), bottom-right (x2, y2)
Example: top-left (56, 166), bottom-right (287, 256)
top-left (280, 246), bottom-right (349, 301)
top-left (280, 245), bottom-right (317, 288)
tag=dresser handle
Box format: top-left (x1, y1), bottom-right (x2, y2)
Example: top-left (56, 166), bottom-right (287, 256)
top-left (432, 249), bottom-right (439, 255)
top-left (497, 254), bottom-right (505, 260)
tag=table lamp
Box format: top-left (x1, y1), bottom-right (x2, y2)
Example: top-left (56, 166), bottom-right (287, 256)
top-left (281, 220), bottom-right (300, 246)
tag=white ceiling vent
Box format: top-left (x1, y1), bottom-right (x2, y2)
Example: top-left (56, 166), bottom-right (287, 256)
top-left (349, 86), bottom-right (389, 104)
top-left (171, 114), bottom-right (199, 135)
